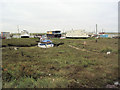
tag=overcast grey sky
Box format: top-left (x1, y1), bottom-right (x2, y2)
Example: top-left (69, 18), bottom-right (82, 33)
top-left (0, 0), bottom-right (119, 33)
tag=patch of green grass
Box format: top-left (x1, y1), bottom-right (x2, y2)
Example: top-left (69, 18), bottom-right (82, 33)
top-left (35, 77), bottom-right (68, 88)
top-left (81, 59), bottom-right (96, 67)
top-left (17, 77), bottom-right (36, 88)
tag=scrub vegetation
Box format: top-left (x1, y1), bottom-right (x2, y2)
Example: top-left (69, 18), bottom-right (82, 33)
top-left (2, 38), bottom-right (39, 47)
top-left (2, 38), bottom-right (118, 88)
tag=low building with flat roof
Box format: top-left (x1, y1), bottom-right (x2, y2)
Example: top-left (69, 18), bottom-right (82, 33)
top-left (47, 30), bottom-right (61, 38)
top-left (1, 32), bottom-right (10, 39)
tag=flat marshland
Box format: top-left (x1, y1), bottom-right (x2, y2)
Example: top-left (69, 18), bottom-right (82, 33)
top-left (2, 38), bottom-right (118, 88)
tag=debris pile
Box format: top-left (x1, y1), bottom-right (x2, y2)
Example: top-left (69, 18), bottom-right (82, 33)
top-left (106, 81), bottom-right (120, 88)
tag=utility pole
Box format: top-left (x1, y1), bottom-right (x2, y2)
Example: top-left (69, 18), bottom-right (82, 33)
top-left (95, 24), bottom-right (98, 43)
top-left (72, 28), bottom-right (73, 31)
top-left (96, 24), bottom-right (97, 35)
top-left (102, 28), bottom-right (104, 32)
top-left (17, 25), bottom-right (20, 38)
top-left (17, 25), bottom-right (19, 34)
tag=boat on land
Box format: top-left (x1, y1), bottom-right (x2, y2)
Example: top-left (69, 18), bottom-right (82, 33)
top-left (38, 40), bottom-right (54, 48)
top-left (20, 30), bottom-right (30, 38)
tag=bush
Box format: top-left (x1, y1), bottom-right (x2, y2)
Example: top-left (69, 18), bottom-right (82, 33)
top-left (2, 38), bottom-right (38, 47)
top-left (101, 47), bottom-right (113, 53)
top-left (81, 59), bottom-right (96, 67)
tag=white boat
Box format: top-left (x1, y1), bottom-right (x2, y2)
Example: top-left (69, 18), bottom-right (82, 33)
top-left (60, 36), bottom-right (66, 39)
top-left (66, 30), bottom-right (90, 39)
top-left (38, 39), bottom-right (54, 48)
top-left (20, 30), bottom-right (30, 38)
top-left (38, 42), bottom-right (54, 48)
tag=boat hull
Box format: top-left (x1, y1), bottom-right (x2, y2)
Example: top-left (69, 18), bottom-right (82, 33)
top-left (38, 43), bottom-right (54, 48)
